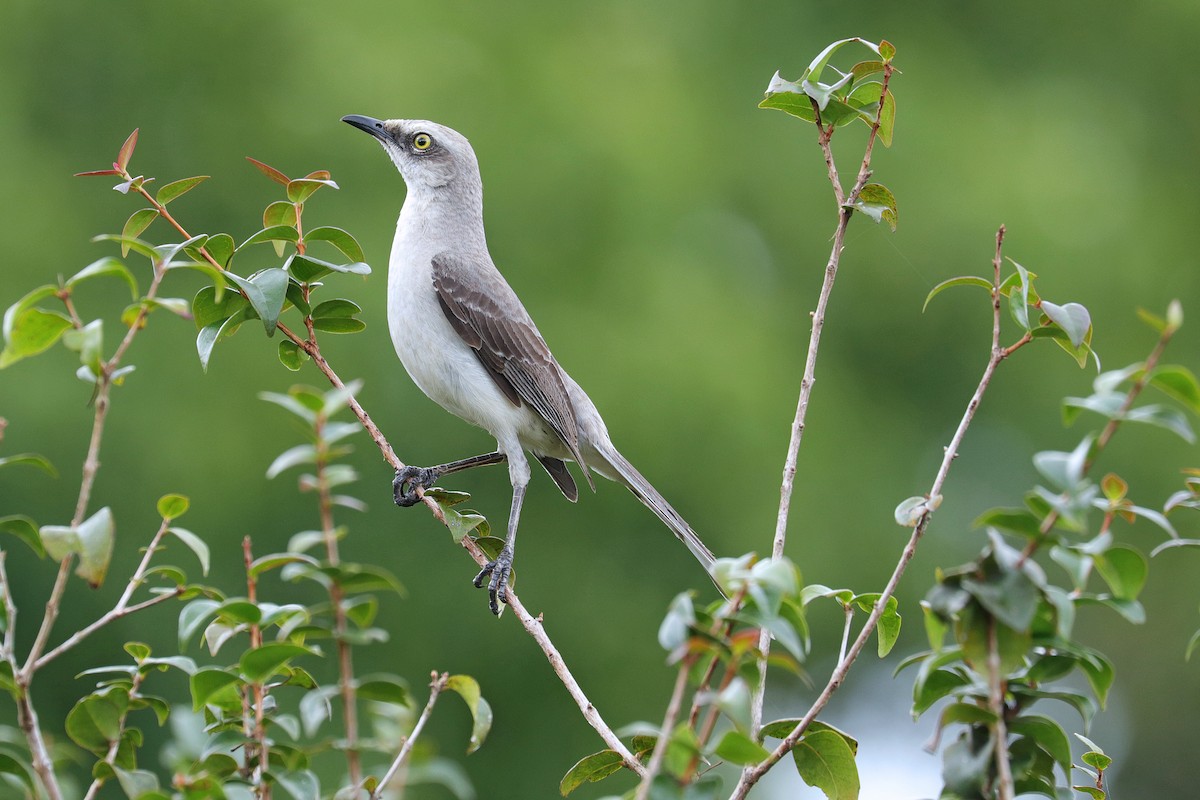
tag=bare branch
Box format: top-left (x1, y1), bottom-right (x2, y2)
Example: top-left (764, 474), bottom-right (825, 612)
top-left (633, 660), bottom-right (692, 799)
top-left (988, 618), bottom-right (1015, 800)
top-left (373, 672), bottom-right (448, 798)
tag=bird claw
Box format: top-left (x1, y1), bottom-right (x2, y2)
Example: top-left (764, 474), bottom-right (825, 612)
top-left (473, 548), bottom-right (513, 615)
top-left (393, 466), bottom-right (440, 507)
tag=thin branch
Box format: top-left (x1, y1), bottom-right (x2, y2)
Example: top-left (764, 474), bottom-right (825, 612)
top-left (0, 552), bottom-right (16, 660)
top-left (733, 226), bottom-right (1018, 798)
top-left (633, 660), bottom-right (692, 800)
top-left (373, 672), bottom-right (448, 799)
top-left (752, 62), bottom-right (895, 736)
top-left (987, 618), bottom-right (1015, 800)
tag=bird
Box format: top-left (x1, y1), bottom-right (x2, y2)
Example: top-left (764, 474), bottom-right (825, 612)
top-left (342, 115), bottom-right (718, 614)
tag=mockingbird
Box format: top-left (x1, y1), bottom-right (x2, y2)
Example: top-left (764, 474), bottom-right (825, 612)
top-left (342, 115), bottom-right (717, 614)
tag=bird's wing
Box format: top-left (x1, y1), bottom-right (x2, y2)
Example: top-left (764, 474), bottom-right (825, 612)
top-left (431, 252), bottom-right (591, 478)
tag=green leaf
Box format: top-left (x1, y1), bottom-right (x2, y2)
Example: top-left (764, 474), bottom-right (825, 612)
top-left (239, 643), bottom-right (312, 683)
top-left (1124, 403), bottom-right (1195, 443)
top-left (40, 507), bottom-right (115, 588)
top-left (559, 749), bottom-right (625, 796)
top-left (192, 285), bottom-right (248, 330)
top-left (0, 752), bottom-right (35, 791)
top-left (713, 729), bottom-right (770, 765)
top-left (0, 452), bottom-right (58, 477)
top-left (311, 317), bottom-right (366, 334)
top-left (0, 307), bottom-right (72, 368)
top-left (249, 552), bottom-right (319, 578)
top-left (305, 226), bottom-right (366, 263)
top-left (66, 690), bottom-right (127, 753)
top-left (1149, 365), bottom-right (1200, 413)
top-left (0, 515), bottom-right (45, 557)
top-left (62, 319), bottom-right (103, 373)
top-left (113, 767), bottom-right (160, 797)
top-left (157, 493), bottom-right (189, 520)
top-left (1094, 545), bottom-right (1148, 601)
top-left (879, 40), bottom-right (896, 61)
top-left (923, 277), bottom-right (996, 312)
top-left (717, 676), bottom-right (753, 733)
top-left (195, 308), bottom-right (253, 372)
top-left (894, 494), bottom-right (939, 526)
top-left (266, 444), bottom-right (318, 479)
top-left (445, 674), bottom-right (492, 754)
top-left (849, 183), bottom-right (897, 231)
top-left (311, 299), bottom-right (362, 319)
top-left (1009, 714), bottom-right (1071, 772)
top-left (261, 201), bottom-right (297, 233)
top-left (226, 268), bottom-right (289, 336)
top-left (189, 667), bottom-right (241, 711)
top-left (658, 591), bottom-right (695, 652)
top-left (286, 253), bottom-right (371, 283)
top-left (67, 257), bottom-right (139, 299)
top-left (116, 129), bottom-right (138, 170)
top-left (356, 675), bottom-right (410, 706)
top-left (203, 233), bottom-right (236, 269)
top-left (238, 225), bottom-right (300, 250)
top-left (121, 209), bottom-right (159, 250)
top-left (1040, 301), bottom-right (1092, 349)
top-left (287, 177), bottom-right (339, 204)
top-left (167, 527), bottom-right (210, 577)
top-left (178, 598), bottom-right (221, 650)
top-left (155, 175), bottom-right (209, 205)
top-left (792, 729), bottom-right (860, 800)
top-left (278, 339), bottom-right (309, 371)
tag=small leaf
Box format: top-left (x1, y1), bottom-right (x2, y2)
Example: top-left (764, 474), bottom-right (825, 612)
top-left (287, 177), bottom-right (339, 204)
top-left (1041, 301), bottom-right (1092, 349)
top-left (67, 257), bottom-right (139, 299)
top-left (894, 494), bottom-right (939, 526)
top-left (66, 691), bottom-right (126, 753)
top-left (157, 493), bottom-right (190, 520)
top-left (121, 209), bottom-right (159, 251)
top-left (658, 592), bottom-right (695, 652)
top-left (1094, 545), bottom-right (1148, 601)
top-left (116, 129), bottom-right (139, 170)
top-left (311, 299), bottom-right (362, 319)
top-left (879, 40), bottom-right (896, 60)
top-left (286, 253), bottom-right (371, 283)
top-left (1149, 365), bottom-right (1200, 413)
top-left (445, 674), bottom-right (492, 754)
top-left (792, 729), bottom-right (860, 800)
top-left (305, 226), bottom-right (366, 263)
top-left (849, 183), bottom-right (897, 231)
top-left (227, 269), bottom-right (289, 336)
top-left (249, 552), bottom-right (319, 578)
top-left (239, 643), bottom-right (312, 683)
top-left (559, 750), bottom-right (625, 796)
top-left (0, 308), bottom-right (72, 369)
top-left (167, 527), bottom-right (210, 577)
top-left (713, 729), bottom-right (770, 765)
top-left (0, 515), bottom-right (45, 557)
top-left (41, 507), bottom-right (115, 588)
top-left (279, 340), bottom-right (309, 371)
top-left (178, 598), bottom-right (221, 650)
top-left (190, 667), bottom-right (241, 710)
top-left (238, 225), bottom-right (300, 250)
top-left (0, 453), bottom-right (58, 478)
top-left (246, 156), bottom-right (290, 185)
top-left (156, 175), bottom-right (210, 205)
top-left (311, 317), bottom-right (366, 334)
top-left (264, 200), bottom-right (299, 229)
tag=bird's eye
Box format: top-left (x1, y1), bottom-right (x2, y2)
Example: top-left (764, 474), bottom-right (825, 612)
top-left (412, 133), bottom-right (433, 151)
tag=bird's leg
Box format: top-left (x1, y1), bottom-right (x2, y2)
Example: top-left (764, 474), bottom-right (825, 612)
top-left (473, 482), bottom-right (524, 615)
top-left (392, 451), bottom-right (507, 507)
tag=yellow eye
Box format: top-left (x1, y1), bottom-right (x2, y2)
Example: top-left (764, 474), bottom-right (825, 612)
top-left (412, 132), bottom-right (433, 151)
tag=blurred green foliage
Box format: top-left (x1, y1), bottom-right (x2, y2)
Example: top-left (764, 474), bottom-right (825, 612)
top-left (1, 1), bottom-right (1198, 797)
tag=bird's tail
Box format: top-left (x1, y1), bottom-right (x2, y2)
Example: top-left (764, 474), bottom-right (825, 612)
top-left (594, 442), bottom-right (721, 585)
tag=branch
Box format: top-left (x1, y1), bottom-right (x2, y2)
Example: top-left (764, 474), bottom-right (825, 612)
top-left (633, 660), bottom-right (692, 799)
top-left (752, 62), bottom-right (895, 734)
top-left (373, 672), bottom-right (448, 799)
top-left (733, 226), bottom-right (1018, 798)
top-left (987, 618), bottom-right (1015, 800)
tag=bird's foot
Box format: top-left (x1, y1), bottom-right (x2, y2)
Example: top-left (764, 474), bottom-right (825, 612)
top-left (393, 465), bottom-right (440, 507)
top-left (472, 547), bottom-right (514, 616)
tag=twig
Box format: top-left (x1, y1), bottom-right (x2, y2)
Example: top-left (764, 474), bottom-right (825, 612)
top-left (313, 412), bottom-right (361, 787)
top-left (0, 552), bottom-right (16, 660)
top-left (751, 62), bottom-right (895, 735)
top-left (373, 672), bottom-right (448, 798)
top-left (732, 226), bottom-right (1019, 798)
top-left (81, 669), bottom-right (147, 800)
top-left (633, 660), bottom-right (692, 800)
top-left (838, 602), bottom-right (855, 666)
top-left (243, 537), bottom-right (271, 800)
top-left (987, 618), bottom-right (1015, 800)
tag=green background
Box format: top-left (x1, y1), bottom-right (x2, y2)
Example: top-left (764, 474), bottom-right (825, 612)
top-left (2, 1), bottom-right (1198, 796)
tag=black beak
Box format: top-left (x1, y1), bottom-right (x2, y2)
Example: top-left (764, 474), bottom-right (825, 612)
top-left (341, 114), bottom-right (389, 141)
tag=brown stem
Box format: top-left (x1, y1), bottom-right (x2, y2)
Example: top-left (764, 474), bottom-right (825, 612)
top-left (314, 413), bottom-right (361, 786)
top-left (633, 659), bottom-right (693, 800)
top-left (373, 672), bottom-right (448, 799)
top-left (751, 61), bottom-right (895, 737)
top-left (987, 617), bottom-right (1015, 800)
top-left (733, 226), bottom-right (1016, 798)
top-left (243, 537), bottom-right (271, 800)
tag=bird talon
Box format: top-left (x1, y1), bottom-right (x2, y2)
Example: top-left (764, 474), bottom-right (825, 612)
top-left (393, 466), bottom-right (439, 507)
top-left (473, 549), bottom-right (513, 615)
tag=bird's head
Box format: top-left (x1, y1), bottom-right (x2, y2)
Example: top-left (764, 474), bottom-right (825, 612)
top-left (341, 116), bottom-right (478, 191)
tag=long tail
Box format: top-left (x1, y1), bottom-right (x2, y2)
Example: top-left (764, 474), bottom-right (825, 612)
top-left (594, 442), bottom-right (720, 580)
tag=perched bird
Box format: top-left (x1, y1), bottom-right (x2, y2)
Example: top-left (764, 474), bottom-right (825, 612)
top-left (342, 115), bottom-right (717, 614)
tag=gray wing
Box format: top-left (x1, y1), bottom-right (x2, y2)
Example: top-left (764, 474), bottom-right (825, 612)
top-left (431, 252), bottom-right (592, 481)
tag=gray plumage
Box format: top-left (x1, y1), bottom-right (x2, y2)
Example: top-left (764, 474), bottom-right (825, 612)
top-left (342, 115), bottom-right (717, 613)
